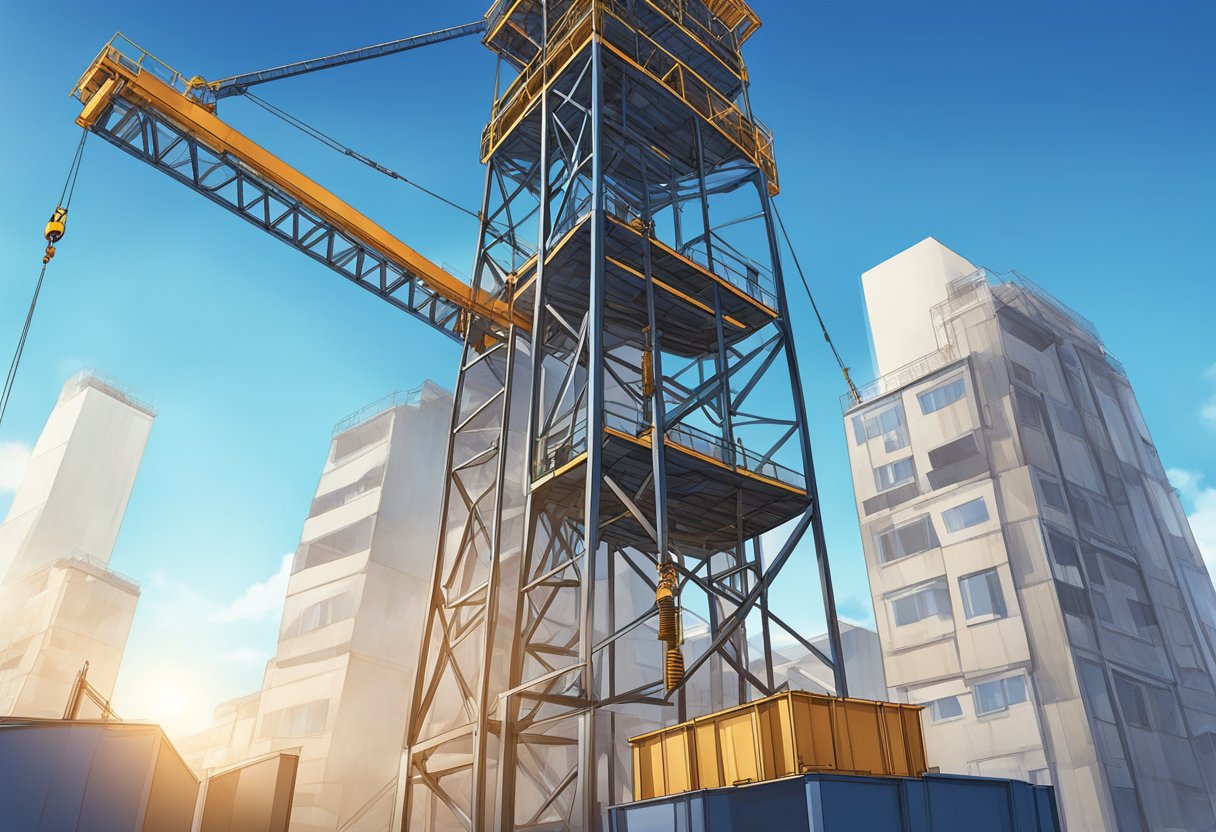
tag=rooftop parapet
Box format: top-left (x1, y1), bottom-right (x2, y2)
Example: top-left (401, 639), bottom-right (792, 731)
top-left (59, 368), bottom-right (158, 417)
top-left (331, 380), bottom-right (451, 435)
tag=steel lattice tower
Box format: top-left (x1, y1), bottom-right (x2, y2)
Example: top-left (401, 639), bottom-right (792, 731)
top-left (399, 2), bottom-right (845, 829)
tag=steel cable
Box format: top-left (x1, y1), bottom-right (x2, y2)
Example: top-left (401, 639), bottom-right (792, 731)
top-left (0, 130), bottom-right (89, 428)
top-left (240, 91), bottom-right (481, 221)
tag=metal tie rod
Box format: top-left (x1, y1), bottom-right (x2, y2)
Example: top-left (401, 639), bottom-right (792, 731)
top-left (210, 20), bottom-right (487, 98)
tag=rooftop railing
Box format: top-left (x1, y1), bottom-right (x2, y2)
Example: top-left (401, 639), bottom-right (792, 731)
top-left (332, 386), bottom-right (427, 435)
top-left (60, 368), bottom-right (158, 416)
top-left (73, 34), bottom-right (194, 101)
top-left (847, 266), bottom-right (1118, 410)
top-left (535, 400), bottom-right (805, 489)
top-left (840, 346), bottom-right (959, 412)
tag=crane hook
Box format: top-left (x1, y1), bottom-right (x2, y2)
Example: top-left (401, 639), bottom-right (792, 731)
top-left (43, 207), bottom-right (68, 264)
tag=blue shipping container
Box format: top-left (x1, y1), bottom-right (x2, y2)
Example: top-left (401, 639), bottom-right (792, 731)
top-left (609, 772), bottom-right (1061, 832)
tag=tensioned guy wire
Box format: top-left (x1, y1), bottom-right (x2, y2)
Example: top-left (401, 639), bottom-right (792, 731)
top-left (0, 130), bottom-right (89, 428)
top-left (240, 90), bottom-right (481, 221)
top-left (771, 199), bottom-right (861, 404)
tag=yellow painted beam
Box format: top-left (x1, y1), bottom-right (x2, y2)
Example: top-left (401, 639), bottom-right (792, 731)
top-left (74, 53), bottom-right (527, 334)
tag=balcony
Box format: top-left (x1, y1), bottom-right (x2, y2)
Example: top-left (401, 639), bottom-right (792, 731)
top-left (534, 401), bottom-right (804, 491)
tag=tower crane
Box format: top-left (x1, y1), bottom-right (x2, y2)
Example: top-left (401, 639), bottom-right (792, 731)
top-left (51, 3), bottom-right (852, 829)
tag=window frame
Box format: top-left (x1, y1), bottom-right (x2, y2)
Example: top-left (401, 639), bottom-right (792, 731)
top-left (927, 695), bottom-right (965, 722)
top-left (874, 515), bottom-right (939, 564)
top-left (874, 456), bottom-right (916, 493)
top-left (888, 579), bottom-right (953, 628)
top-left (973, 674), bottom-right (1029, 717)
top-left (918, 375), bottom-right (967, 415)
top-left (942, 496), bottom-right (990, 533)
top-left (959, 568), bottom-right (1008, 623)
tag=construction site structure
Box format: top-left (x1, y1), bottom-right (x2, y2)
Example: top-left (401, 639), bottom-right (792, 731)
top-left (400, 3), bottom-right (844, 829)
top-left (64, 2), bottom-right (849, 830)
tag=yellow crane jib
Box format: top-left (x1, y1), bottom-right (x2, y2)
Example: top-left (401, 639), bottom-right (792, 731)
top-left (70, 37), bottom-right (527, 343)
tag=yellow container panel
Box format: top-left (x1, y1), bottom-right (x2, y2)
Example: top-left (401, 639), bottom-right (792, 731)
top-left (693, 721), bottom-right (723, 789)
top-left (661, 728), bottom-right (695, 795)
top-left (628, 691), bottom-right (927, 801)
top-left (903, 706), bottom-right (928, 775)
top-left (882, 706), bottom-right (912, 776)
top-left (718, 712), bottom-right (760, 785)
top-left (836, 700), bottom-right (885, 774)
top-left (790, 693), bottom-right (838, 772)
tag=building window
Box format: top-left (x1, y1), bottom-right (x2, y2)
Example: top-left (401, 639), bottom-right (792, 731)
top-left (1095, 553), bottom-right (1157, 640)
top-left (260, 699), bottom-right (328, 740)
top-left (1050, 400), bottom-right (1085, 437)
top-left (309, 464), bottom-right (386, 517)
top-left (942, 497), bottom-right (989, 532)
top-left (874, 457), bottom-right (915, 492)
top-left (890, 580), bottom-right (952, 627)
top-left (973, 675), bottom-right (1028, 716)
top-left (332, 415), bottom-right (391, 461)
top-left (1111, 788), bottom-right (1146, 832)
top-left (283, 591), bottom-right (358, 639)
top-left (293, 516), bottom-right (376, 573)
top-left (1046, 528), bottom-right (1083, 587)
top-left (1014, 388), bottom-right (1044, 430)
top-left (1037, 473), bottom-right (1067, 513)
top-left (1077, 660), bottom-right (1115, 722)
top-left (959, 570), bottom-right (1007, 621)
top-left (1010, 361), bottom-right (1037, 387)
top-left (927, 696), bottom-right (963, 722)
top-left (852, 402), bottom-right (909, 452)
top-left (918, 376), bottom-right (967, 415)
top-left (1113, 675), bottom-right (1150, 728)
top-left (874, 516), bottom-right (939, 563)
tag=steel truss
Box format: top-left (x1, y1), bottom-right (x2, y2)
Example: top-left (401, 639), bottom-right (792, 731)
top-left (400, 2), bottom-right (845, 830)
top-left (86, 94), bottom-right (471, 342)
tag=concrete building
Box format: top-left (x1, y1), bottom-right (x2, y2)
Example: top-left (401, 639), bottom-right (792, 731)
top-left (843, 238), bottom-right (1216, 831)
top-left (762, 623), bottom-right (889, 702)
top-left (186, 382), bottom-right (452, 832)
top-left (0, 370), bottom-right (152, 717)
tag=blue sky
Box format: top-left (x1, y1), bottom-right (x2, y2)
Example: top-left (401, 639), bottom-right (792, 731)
top-left (0, 0), bottom-right (1212, 735)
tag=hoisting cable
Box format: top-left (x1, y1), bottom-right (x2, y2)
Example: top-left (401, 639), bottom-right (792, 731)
top-left (240, 91), bottom-right (481, 221)
top-left (0, 130), bottom-right (88, 429)
top-left (771, 200), bottom-right (862, 406)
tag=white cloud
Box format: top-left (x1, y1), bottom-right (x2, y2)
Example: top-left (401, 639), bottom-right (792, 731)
top-left (0, 441), bottom-right (32, 493)
top-left (1203, 364), bottom-right (1216, 427)
top-left (1168, 468), bottom-right (1216, 570)
top-left (211, 553), bottom-right (293, 623)
top-left (113, 552), bottom-right (293, 739)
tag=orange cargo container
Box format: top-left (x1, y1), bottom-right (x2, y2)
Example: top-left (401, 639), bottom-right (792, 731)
top-left (630, 691), bottom-right (927, 801)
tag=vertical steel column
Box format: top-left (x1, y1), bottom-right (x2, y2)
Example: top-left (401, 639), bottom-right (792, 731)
top-left (576, 34), bottom-right (607, 832)
top-left (399, 156), bottom-right (501, 832)
top-left (469, 330), bottom-right (519, 829)
top-left (757, 180), bottom-right (848, 698)
top-left (496, 5), bottom-right (552, 824)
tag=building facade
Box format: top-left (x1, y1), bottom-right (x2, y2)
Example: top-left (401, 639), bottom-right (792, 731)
top-left (0, 370), bottom-right (152, 716)
top-left (187, 382), bottom-right (452, 832)
top-left (844, 239), bottom-right (1216, 831)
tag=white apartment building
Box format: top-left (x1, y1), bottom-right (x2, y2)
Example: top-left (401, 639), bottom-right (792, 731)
top-left (0, 370), bottom-right (152, 716)
top-left (187, 382), bottom-right (452, 832)
top-left (844, 238), bottom-right (1216, 831)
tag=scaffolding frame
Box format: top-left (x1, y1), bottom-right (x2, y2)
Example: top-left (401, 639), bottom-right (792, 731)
top-left (399, 2), bottom-right (845, 829)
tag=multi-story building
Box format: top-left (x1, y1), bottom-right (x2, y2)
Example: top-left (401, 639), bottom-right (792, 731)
top-left (0, 370), bottom-right (152, 716)
top-left (843, 238), bottom-right (1216, 831)
top-left (762, 622), bottom-right (888, 702)
top-left (187, 382), bottom-right (452, 832)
